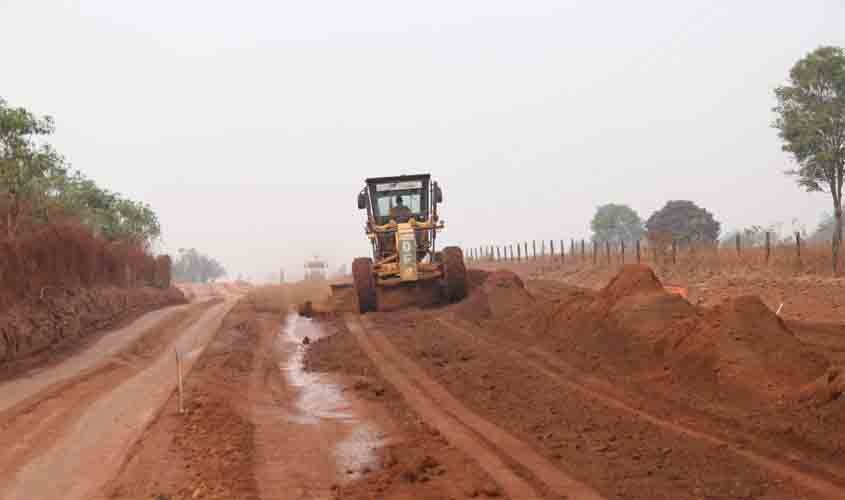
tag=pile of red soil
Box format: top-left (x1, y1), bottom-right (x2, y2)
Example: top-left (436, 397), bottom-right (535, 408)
top-left (479, 265), bottom-right (828, 402)
top-left (0, 285), bottom-right (186, 365)
top-left (452, 270), bottom-right (534, 323)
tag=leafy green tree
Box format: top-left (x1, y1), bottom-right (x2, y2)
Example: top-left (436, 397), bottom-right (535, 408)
top-left (645, 200), bottom-right (720, 244)
top-left (774, 46), bottom-right (845, 272)
top-left (0, 97), bottom-right (161, 247)
top-left (0, 98), bottom-right (64, 238)
top-left (590, 203), bottom-right (644, 244)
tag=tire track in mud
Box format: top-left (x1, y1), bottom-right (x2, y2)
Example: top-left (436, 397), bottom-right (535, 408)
top-left (345, 313), bottom-right (606, 500)
top-left (436, 316), bottom-right (845, 500)
top-left (0, 298), bottom-right (236, 500)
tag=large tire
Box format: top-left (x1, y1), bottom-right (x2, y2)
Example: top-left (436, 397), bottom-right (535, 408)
top-left (352, 257), bottom-right (378, 313)
top-left (441, 246), bottom-right (467, 302)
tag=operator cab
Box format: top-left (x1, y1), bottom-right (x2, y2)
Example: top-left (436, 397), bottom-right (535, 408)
top-left (358, 174), bottom-right (442, 226)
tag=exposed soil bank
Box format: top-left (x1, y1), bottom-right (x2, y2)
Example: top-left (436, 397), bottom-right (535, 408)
top-left (0, 285), bottom-right (186, 368)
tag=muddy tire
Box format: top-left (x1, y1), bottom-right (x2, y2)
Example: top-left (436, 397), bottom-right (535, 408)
top-left (352, 257), bottom-right (378, 313)
top-left (441, 246), bottom-right (467, 302)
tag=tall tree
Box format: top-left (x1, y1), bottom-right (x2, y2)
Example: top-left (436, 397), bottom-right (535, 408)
top-left (645, 200), bottom-right (720, 244)
top-left (774, 46), bottom-right (845, 272)
top-left (590, 203), bottom-right (644, 244)
top-left (0, 98), bottom-right (63, 238)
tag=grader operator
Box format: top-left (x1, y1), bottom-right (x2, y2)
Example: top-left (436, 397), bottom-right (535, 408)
top-left (352, 174), bottom-right (467, 313)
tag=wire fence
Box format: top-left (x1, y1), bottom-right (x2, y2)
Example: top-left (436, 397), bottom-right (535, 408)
top-left (465, 232), bottom-right (843, 277)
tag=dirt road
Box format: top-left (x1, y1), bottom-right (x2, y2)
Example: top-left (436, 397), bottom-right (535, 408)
top-left (305, 267), bottom-right (845, 499)
top-left (0, 286), bottom-right (240, 500)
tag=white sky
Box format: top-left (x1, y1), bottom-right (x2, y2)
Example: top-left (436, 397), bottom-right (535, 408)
top-left (2, 0), bottom-right (843, 280)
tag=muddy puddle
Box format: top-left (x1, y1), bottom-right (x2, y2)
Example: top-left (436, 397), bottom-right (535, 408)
top-left (276, 314), bottom-right (384, 481)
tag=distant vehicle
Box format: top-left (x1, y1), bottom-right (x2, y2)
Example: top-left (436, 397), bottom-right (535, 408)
top-left (352, 174), bottom-right (466, 313)
top-left (304, 256), bottom-right (328, 281)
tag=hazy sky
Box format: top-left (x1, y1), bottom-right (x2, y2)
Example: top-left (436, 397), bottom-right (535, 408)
top-left (3, 1), bottom-right (844, 280)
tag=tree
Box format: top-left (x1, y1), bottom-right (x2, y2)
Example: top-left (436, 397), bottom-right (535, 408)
top-left (0, 98), bottom-right (63, 238)
top-left (590, 203), bottom-right (644, 244)
top-left (172, 248), bottom-right (227, 283)
top-left (0, 97), bottom-right (161, 247)
top-left (645, 200), bottom-right (720, 244)
top-left (774, 46), bottom-right (845, 272)
top-left (810, 213), bottom-right (836, 242)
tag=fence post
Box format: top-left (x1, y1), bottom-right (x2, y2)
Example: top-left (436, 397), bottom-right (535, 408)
top-left (496, 246), bottom-right (501, 261)
top-left (796, 232), bottom-right (802, 259)
top-left (592, 242), bottom-right (597, 265)
top-left (561, 239), bottom-right (565, 264)
top-left (541, 240), bottom-right (545, 258)
top-left (550, 240), bottom-right (554, 261)
top-left (571, 239), bottom-right (575, 258)
top-left (636, 239), bottom-right (641, 263)
top-left (765, 232), bottom-right (771, 263)
top-left (581, 240), bottom-right (586, 262)
top-left (532, 240), bottom-right (537, 260)
top-left (621, 240), bottom-right (625, 263)
top-left (517, 243), bottom-right (522, 261)
top-left (735, 233), bottom-right (741, 256)
top-left (672, 240), bottom-right (677, 264)
top-left (606, 241), bottom-right (611, 265)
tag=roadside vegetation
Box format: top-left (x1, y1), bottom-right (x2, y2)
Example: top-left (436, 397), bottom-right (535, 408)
top-left (0, 97), bottom-right (160, 246)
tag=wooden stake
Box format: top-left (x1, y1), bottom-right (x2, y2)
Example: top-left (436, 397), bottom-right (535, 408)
top-left (176, 350), bottom-right (184, 414)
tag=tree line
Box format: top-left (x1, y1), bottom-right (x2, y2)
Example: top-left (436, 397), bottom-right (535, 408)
top-left (591, 46), bottom-right (845, 270)
top-left (0, 97), bottom-right (160, 246)
top-left (592, 200), bottom-right (832, 249)
top-left (171, 248), bottom-right (227, 283)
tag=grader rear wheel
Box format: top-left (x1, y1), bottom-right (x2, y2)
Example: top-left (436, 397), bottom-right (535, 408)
top-left (352, 257), bottom-right (378, 313)
top-left (441, 246), bottom-right (467, 302)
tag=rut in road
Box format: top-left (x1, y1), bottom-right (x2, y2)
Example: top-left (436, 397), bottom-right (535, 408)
top-left (0, 297), bottom-right (239, 500)
top-left (436, 316), bottom-right (845, 500)
top-left (345, 313), bottom-right (606, 500)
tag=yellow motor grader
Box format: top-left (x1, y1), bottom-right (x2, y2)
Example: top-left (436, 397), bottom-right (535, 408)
top-left (352, 174), bottom-right (466, 313)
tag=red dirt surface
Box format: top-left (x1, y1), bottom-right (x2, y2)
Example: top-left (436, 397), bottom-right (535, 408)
top-left (305, 317), bottom-right (512, 500)
top-left (305, 264), bottom-right (845, 499)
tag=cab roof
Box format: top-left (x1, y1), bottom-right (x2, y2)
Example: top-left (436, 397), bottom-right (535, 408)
top-left (365, 173), bottom-right (431, 186)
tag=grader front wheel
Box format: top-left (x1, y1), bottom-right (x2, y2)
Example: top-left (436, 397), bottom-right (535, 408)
top-left (441, 246), bottom-right (467, 302)
top-left (352, 257), bottom-right (378, 313)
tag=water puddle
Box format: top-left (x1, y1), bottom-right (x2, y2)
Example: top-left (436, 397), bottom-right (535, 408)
top-left (277, 314), bottom-right (384, 480)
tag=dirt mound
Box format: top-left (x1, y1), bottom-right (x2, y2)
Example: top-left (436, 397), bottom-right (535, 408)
top-left (453, 270), bottom-right (533, 323)
top-left (683, 296), bottom-right (828, 397)
top-left (600, 264), bottom-right (664, 303)
top-left (492, 265), bottom-right (829, 403)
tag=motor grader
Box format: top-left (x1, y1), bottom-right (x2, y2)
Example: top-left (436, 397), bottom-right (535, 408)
top-left (352, 174), bottom-right (466, 313)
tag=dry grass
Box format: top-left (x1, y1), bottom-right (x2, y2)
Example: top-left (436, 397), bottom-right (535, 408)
top-left (473, 240), bottom-right (845, 283)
